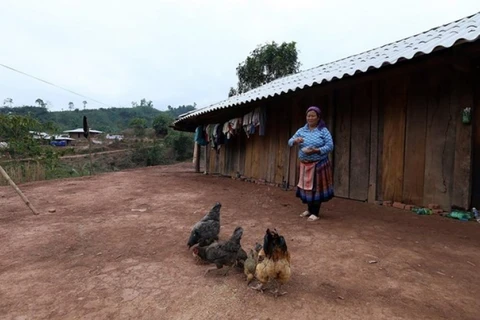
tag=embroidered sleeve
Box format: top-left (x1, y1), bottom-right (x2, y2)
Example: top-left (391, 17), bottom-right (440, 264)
top-left (319, 128), bottom-right (334, 154)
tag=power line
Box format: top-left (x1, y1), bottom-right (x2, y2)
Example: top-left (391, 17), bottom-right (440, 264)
top-left (0, 63), bottom-right (113, 107)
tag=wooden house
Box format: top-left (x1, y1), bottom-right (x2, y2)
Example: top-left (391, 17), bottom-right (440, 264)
top-left (173, 12), bottom-right (480, 211)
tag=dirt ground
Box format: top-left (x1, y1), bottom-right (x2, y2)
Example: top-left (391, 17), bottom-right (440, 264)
top-left (1, 162), bottom-right (480, 320)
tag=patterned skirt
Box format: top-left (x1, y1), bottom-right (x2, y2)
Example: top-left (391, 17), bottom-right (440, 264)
top-left (296, 157), bottom-right (334, 204)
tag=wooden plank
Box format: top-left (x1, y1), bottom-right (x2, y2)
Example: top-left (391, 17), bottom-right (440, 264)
top-left (349, 82), bottom-right (371, 201)
top-left (368, 82), bottom-right (378, 203)
top-left (402, 72), bottom-right (428, 206)
top-left (326, 92), bottom-right (336, 166)
top-left (290, 96), bottom-right (307, 187)
top-left (265, 105), bottom-right (275, 183)
top-left (376, 84), bottom-right (385, 201)
top-left (239, 130), bottom-right (246, 176)
top-left (251, 130), bottom-right (260, 179)
top-left (333, 87), bottom-right (352, 198)
top-left (451, 69), bottom-right (473, 210)
top-left (380, 76), bottom-right (407, 202)
top-left (193, 143), bottom-right (200, 173)
top-left (423, 69), bottom-right (456, 210)
top-left (204, 145), bottom-right (210, 174)
top-left (244, 126), bottom-right (253, 178)
top-left (286, 98), bottom-right (298, 187)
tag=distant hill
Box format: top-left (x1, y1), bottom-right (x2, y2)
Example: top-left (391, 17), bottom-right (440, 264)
top-left (0, 103), bottom-right (196, 134)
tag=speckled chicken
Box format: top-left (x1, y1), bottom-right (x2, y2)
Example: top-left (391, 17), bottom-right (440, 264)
top-left (192, 226), bottom-right (244, 276)
top-left (244, 243), bottom-right (263, 284)
top-left (252, 229), bottom-right (291, 297)
top-left (187, 202), bottom-right (221, 248)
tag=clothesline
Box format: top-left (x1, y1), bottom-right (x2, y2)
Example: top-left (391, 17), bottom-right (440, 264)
top-left (194, 106), bottom-right (267, 152)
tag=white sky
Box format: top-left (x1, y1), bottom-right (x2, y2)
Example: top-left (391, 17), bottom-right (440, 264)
top-left (0, 0), bottom-right (479, 111)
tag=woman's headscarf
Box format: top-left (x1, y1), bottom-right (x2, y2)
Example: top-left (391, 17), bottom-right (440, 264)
top-left (306, 106), bottom-right (326, 129)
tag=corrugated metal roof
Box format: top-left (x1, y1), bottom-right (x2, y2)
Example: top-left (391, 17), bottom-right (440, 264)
top-left (174, 11), bottom-right (480, 125)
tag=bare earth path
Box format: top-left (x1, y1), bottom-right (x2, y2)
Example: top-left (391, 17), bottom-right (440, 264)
top-left (1, 162), bottom-right (479, 320)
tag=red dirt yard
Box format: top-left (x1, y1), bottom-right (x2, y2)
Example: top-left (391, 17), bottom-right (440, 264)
top-left (1, 162), bottom-right (479, 320)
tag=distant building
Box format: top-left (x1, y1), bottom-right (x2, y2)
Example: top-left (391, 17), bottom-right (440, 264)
top-left (63, 128), bottom-right (103, 139)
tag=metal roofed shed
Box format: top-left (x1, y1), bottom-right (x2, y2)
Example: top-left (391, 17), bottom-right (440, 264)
top-left (176, 10), bottom-right (480, 213)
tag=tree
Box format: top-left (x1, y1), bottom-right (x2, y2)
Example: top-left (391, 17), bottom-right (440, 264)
top-left (152, 113), bottom-right (173, 137)
top-left (165, 104), bottom-right (196, 118)
top-left (3, 98), bottom-right (13, 107)
top-left (82, 100), bottom-right (87, 110)
top-left (228, 87), bottom-right (237, 97)
top-left (35, 98), bottom-right (46, 108)
top-left (68, 102), bottom-right (74, 111)
top-left (129, 117), bottom-right (147, 137)
top-left (229, 41), bottom-right (301, 96)
top-left (132, 99), bottom-right (153, 108)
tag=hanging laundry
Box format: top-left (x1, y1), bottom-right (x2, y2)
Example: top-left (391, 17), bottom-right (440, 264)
top-left (205, 124), bottom-right (214, 145)
top-left (230, 117), bottom-right (242, 131)
top-left (243, 111), bottom-right (253, 138)
top-left (222, 122), bottom-right (230, 139)
top-left (194, 125), bottom-right (208, 146)
top-left (211, 123), bottom-right (225, 152)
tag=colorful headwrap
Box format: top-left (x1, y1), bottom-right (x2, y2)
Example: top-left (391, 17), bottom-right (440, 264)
top-left (306, 106), bottom-right (326, 129)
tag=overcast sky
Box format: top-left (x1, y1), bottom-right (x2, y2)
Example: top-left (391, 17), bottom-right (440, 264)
top-left (1, 0), bottom-right (479, 112)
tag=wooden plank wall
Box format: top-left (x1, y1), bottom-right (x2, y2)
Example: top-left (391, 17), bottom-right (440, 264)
top-left (451, 69), bottom-right (474, 209)
top-left (380, 75), bottom-right (407, 202)
top-left (333, 87), bottom-right (352, 198)
top-left (402, 71), bottom-right (428, 205)
top-left (423, 68), bottom-right (456, 209)
top-left (377, 65), bottom-right (474, 210)
top-left (469, 61), bottom-right (480, 208)
top-left (331, 83), bottom-right (371, 201)
top-left (349, 82), bottom-right (372, 201)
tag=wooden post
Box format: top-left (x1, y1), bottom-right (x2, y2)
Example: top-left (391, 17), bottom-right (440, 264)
top-left (204, 145), bottom-right (210, 174)
top-left (0, 165), bottom-right (39, 215)
top-left (193, 143), bottom-right (201, 173)
top-left (368, 81), bottom-right (379, 203)
top-left (87, 136), bottom-right (94, 175)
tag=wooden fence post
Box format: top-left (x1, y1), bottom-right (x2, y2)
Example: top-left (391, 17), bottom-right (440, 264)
top-left (0, 165), bottom-right (40, 215)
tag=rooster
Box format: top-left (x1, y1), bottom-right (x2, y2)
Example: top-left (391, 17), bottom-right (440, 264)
top-left (251, 228), bottom-right (291, 297)
top-left (192, 226), bottom-right (244, 276)
top-left (187, 202), bottom-right (221, 248)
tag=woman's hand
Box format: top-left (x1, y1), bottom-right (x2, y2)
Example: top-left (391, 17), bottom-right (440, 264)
top-left (294, 137), bottom-right (304, 144)
top-left (304, 147), bottom-right (320, 155)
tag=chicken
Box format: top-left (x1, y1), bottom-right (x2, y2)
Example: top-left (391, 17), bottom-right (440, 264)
top-left (243, 243), bottom-right (263, 284)
top-left (236, 247), bottom-right (248, 268)
top-left (192, 226), bottom-right (244, 276)
top-left (187, 202), bottom-right (221, 248)
top-left (252, 229), bottom-right (291, 297)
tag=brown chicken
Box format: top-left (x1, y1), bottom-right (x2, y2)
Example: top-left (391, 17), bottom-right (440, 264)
top-left (252, 229), bottom-right (291, 297)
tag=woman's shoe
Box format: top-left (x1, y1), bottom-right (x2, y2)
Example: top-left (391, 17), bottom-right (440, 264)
top-left (307, 215), bottom-right (319, 221)
top-left (299, 211), bottom-right (310, 217)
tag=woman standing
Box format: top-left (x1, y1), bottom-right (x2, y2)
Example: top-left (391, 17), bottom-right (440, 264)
top-left (288, 106), bottom-right (334, 221)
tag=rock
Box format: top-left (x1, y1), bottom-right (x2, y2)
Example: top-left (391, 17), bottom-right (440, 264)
top-left (383, 201), bottom-right (393, 207)
top-left (48, 208), bottom-right (56, 213)
top-left (393, 202), bottom-right (405, 209)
